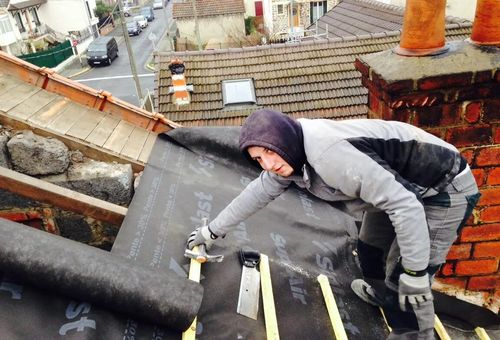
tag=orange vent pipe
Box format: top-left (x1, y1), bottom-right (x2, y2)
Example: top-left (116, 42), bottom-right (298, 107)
top-left (470, 0), bottom-right (500, 46)
top-left (394, 0), bottom-right (448, 57)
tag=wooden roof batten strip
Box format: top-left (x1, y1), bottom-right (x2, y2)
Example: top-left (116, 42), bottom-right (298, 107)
top-left (0, 51), bottom-right (180, 134)
top-left (0, 167), bottom-right (127, 225)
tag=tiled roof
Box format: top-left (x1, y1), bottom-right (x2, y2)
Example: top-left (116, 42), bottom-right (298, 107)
top-left (155, 24), bottom-right (472, 127)
top-left (308, 0), bottom-right (471, 38)
top-left (0, 0), bottom-right (9, 8)
top-left (173, 0), bottom-right (245, 19)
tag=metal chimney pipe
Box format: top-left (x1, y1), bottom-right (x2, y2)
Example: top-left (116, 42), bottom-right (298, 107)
top-left (470, 0), bottom-right (500, 46)
top-left (394, 0), bottom-right (449, 56)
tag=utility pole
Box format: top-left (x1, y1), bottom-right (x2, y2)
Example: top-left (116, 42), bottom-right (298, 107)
top-left (191, 0), bottom-right (202, 50)
top-left (117, 0), bottom-right (144, 101)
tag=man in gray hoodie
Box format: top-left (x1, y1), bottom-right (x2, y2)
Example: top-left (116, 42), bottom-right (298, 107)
top-left (187, 109), bottom-right (480, 339)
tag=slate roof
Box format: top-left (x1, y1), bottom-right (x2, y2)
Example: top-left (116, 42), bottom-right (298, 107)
top-left (155, 23), bottom-right (472, 127)
top-left (173, 0), bottom-right (245, 20)
top-left (308, 0), bottom-right (471, 38)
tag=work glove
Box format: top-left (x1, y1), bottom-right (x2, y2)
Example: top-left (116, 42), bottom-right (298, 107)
top-left (187, 225), bottom-right (218, 250)
top-left (398, 272), bottom-right (433, 311)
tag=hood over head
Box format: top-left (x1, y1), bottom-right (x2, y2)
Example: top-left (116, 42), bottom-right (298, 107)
top-left (239, 109), bottom-right (306, 174)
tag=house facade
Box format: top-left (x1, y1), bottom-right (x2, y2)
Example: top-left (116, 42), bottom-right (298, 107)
top-left (0, 0), bottom-right (99, 56)
top-left (37, 0), bottom-right (100, 46)
top-left (262, 0), bottom-right (338, 38)
top-left (173, 0), bottom-right (246, 50)
top-left (0, 4), bottom-right (19, 54)
top-left (0, 0), bottom-right (48, 55)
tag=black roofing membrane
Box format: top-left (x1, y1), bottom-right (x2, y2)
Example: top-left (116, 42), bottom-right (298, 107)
top-left (16, 127), bottom-right (500, 338)
top-left (111, 128), bottom-right (387, 339)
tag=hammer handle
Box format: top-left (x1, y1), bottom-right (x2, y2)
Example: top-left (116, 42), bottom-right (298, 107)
top-left (195, 244), bottom-right (208, 263)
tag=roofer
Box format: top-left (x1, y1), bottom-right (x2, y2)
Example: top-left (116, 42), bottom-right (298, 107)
top-left (187, 109), bottom-right (480, 339)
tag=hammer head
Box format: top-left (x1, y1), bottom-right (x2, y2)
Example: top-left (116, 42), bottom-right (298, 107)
top-left (184, 245), bottom-right (224, 263)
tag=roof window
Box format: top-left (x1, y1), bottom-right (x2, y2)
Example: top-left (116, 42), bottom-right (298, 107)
top-left (222, 79), bottom-right (256, 107)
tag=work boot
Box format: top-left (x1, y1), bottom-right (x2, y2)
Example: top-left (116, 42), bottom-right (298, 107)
top-left (351, 279), bottom-right (384, 307)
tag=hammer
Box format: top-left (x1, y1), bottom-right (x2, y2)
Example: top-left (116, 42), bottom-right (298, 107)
top-left (184, 218), bottom-right (224, 263)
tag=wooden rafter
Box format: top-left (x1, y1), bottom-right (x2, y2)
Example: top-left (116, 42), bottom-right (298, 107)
top-left (0, 167), bottom-right (127, 226)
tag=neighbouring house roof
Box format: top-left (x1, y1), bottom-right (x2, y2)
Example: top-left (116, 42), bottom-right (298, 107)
top-left (0, 0), bottom-right (9, 8)
top-left (155, 23), bottom-right (472, 127)
top-left (173, 0), bottom-right (245, 20)
top-left (307, 0), bottom-right (471, 38)
top-left (7, 0), bottom-right (46, 11)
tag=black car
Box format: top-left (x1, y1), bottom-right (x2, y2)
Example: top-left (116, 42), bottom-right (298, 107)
top-left (126, 21), bottom-right (141, 36)
top-left (87, 36), bottom-right (119, 66)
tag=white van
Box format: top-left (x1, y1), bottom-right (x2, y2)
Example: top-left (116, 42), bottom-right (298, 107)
top-left (153, 0), bottom-right (163, 9)
top-left (134, 15), bottom-right (148, 28)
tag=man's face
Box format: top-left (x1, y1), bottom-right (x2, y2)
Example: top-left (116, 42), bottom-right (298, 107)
top-left (247, 146), bottom-right (294, 177)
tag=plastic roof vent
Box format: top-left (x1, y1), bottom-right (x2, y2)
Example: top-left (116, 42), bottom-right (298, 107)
top-left (222, 79), bottom-right (256, 106)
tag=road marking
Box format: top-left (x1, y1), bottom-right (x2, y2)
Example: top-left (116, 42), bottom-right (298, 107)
top-left (76, 74), bottom-right (155, 82)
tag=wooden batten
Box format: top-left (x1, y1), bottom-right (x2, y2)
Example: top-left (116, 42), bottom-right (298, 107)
top-left (0, 167), bottom-right (128, 226)
top-left (0, 114), bottom-right (146, 174)
top-left (0, 51), bottom-right (180, 134)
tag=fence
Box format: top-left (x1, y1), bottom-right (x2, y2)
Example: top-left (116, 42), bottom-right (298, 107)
top-left (17, 40), bottom-right (73, 68)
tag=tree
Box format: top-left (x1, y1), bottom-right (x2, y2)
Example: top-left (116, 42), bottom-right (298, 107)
top-left (94, 1), bottom-right (113, 19)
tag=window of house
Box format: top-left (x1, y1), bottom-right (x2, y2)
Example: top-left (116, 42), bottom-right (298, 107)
top-left (310, 1), bottom-right (327, 24)
top-left (222, 79), bottom-right (256, 107)
top-left (14, 12), bottom-right (25, 33)
top-left (0, 15), bottom-right (13, 34)
top-left (277, 4), bottom-right (284, 15)
top-left (30, 8), bottom-right (40, 26)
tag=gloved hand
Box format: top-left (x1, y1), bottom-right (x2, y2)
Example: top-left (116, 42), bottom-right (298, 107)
top-left (187, 225), bottom-right (218, 250)
top-left (398, 272), bottom-right (433, 311)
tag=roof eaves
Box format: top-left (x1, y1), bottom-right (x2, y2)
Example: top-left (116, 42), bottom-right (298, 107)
top-left (7, 0), bottom-right (46, 10)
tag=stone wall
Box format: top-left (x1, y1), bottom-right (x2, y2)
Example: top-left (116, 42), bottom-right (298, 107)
top-left (0, 127), bottom-right (135, 250)
top-left (354, 40), bottom-right (499, 313)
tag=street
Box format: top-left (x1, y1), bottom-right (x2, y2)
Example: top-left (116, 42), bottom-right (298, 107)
top-left (74, 3), bottom-right (173, 107)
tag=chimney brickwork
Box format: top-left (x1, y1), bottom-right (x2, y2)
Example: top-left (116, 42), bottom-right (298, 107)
top-left (355, 40), bottom-right (499, 312)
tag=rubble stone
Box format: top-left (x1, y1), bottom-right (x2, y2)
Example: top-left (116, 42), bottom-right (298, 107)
top-left (43, 159), bottom-right (133, 205)
top-left (7, 131), bottom-right (69, 175)
top-left (0, 135), bottom-right (10, 168)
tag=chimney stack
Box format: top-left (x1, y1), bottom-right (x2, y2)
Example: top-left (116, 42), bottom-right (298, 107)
top-left (394, 0), bottom-right (448, 56)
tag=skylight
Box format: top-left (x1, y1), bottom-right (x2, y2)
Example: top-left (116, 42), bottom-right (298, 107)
top-left (222, 79), bottom-right (256, 106)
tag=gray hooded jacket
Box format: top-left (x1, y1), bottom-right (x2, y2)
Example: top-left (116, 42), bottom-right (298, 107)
top-left (209, 117), bottom-right (465, 272)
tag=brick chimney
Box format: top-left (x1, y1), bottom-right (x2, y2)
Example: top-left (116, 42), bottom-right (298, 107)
top-left (354, 1), bottom-right (499, 313)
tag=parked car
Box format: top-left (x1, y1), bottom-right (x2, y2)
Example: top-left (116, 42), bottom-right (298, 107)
top-left (141, 6), bottom-right (155, 21)
top-left (153, 0), bottom-right (163, 9)
top-left (123, 5), bottom-right (131, 17)
top-left (87, 36), bottom-right (119, 66)
top-left (134, 15), bottom-right (148, 28)
top-left (126, 21), bottom-right (141, 36)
